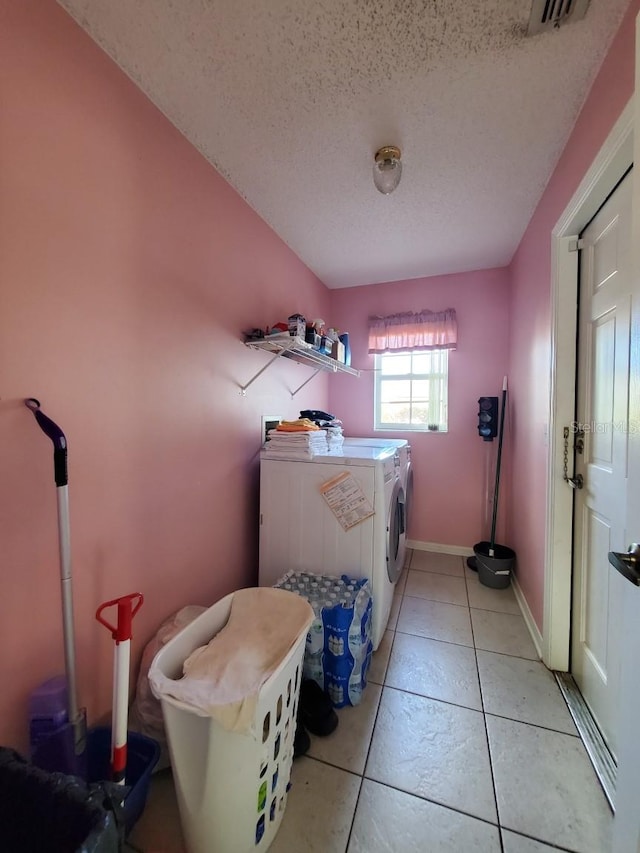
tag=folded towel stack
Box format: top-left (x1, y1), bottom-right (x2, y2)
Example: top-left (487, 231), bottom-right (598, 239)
top-left (263, 429), bottom-right (329, 459)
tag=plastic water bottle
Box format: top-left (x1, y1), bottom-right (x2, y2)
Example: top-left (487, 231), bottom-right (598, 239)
top-left (327, 632), bottom-right (345, 657)
top-left (306, 616), bottom-right (324, 654)
top-left (348, 589), bottom-right (368, 656)
top-left (303, 650), bottom-right (324, 686)
top-left (348, 671), bottom-right (363, 705)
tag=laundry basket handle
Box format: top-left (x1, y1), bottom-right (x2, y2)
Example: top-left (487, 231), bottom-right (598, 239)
top-left (96, 593), bottom-right (144, 641)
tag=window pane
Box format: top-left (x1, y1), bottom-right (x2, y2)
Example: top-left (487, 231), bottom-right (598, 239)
top-left (380, 379), bottom-right (411, 402)
top-left (381, 354), bottom-right (411, 375)
top-left (411, 404), bottom-right (429, 425)
top-left (380, 403), bottom-right (411, 424)
top-left (412, 353), bottom-right (431, 373)
top-left (411, 380), bottom-right (430, 401)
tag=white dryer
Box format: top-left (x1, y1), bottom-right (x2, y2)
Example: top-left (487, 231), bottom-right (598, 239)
top-left (258, 446), bottom-right (405, 650)
top-left (343, 438), bottom-right (413, 538)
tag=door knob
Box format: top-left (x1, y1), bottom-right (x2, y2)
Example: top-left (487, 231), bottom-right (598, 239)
top-left (608, 544), bottom-right (640, 586)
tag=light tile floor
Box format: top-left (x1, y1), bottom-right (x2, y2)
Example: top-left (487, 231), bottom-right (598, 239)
top-left (128, 550), bottom-right (612, 853)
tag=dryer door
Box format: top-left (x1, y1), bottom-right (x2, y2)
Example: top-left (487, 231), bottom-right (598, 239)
top-left (404, 462), bottom-right (414, 535)
top-left (387, 478), bottom-right (406, 583)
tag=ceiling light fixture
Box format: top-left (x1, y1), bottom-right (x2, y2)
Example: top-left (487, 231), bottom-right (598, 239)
top-left (373, 145), bottom-right (402, 195)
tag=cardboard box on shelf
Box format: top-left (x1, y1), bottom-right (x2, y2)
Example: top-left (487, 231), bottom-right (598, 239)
top-left (288, 314), bottom-right (306, 338)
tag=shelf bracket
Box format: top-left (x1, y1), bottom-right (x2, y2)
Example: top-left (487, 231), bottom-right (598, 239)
top-left (290, 368), bottom-right (322, 398)
top-left (239, 349), bottom-right (284, 395)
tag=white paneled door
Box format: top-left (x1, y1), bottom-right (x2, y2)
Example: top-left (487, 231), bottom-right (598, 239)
top-left (612, 13), bottom-right (640, 850)
top-left (571, 169), bottom-right (634, 762)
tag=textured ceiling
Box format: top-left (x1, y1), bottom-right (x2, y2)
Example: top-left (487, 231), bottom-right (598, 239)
top-left (58, 0), bottom-right (631, 288)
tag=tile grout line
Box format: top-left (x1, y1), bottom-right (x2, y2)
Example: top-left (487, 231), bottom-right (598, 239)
top-left (464, 555), bottom-right (505, 853)
top-left (295, 555), bottom-right (410, 852)
top-left (499, 825), bottom-right (579, 853)
top-left (393, 626), bottom-right (537, 660)
top-left (360, 775), bottom-right (504, 832)
top-left (365, 576), bottom-right (510, 837)
top-left (403, 589), bottom-right (527, 619)
top-left (343, 596), bottom-right (402, 852)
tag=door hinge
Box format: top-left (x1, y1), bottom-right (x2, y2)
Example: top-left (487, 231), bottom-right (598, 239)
top-left (568, 239), bottom-right (587, 252)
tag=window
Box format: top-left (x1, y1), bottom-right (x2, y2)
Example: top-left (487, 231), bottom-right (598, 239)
top-left (374, 349), bottom-right (448, 432)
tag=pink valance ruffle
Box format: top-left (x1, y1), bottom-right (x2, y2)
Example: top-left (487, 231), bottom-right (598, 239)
top-left (368, 308), bottom-right (457, 354)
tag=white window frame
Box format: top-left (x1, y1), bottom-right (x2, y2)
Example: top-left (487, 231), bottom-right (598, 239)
top-left (374, 349), bottom-right (449, 432)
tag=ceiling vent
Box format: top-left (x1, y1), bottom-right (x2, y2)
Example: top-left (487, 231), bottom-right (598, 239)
top-left (527, 0), bottom-right (590, 36)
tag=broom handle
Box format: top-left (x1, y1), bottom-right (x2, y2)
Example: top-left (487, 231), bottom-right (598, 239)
top-left (490, 378), bottom-right (508, 554)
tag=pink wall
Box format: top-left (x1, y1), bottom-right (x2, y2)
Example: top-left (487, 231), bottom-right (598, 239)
top-left (329, 269), bottom-right (511, 548)
top-left (507, 0), bottom-right (640, 629)
top-left (0, 0), bottom-right (330, 752)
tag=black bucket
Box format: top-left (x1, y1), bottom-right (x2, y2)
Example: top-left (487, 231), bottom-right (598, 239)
top-left (473, 541), bottom-right (515, 589)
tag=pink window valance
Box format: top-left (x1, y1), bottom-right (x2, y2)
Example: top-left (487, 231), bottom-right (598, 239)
top-left (368, 308), bottom-right (458, 354)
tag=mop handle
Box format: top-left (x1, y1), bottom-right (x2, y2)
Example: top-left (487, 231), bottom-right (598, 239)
top-left (24, 399), bottom-right (68, 487)
top-left (96, 593), bottom-right (144, 784)
top-left (25, 398), bottom-right (84, 755)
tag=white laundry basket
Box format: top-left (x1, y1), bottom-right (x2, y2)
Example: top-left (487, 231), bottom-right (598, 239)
top-left (149, 592), bottom-right (307, 853)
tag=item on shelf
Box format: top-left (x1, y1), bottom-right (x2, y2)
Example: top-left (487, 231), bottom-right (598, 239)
top-left (339, 333), bottom-right (351, 366)
top-left (288, 314), bottom-right (306, 338)
top-left (331, 340), bottom-right (345, 363)
top-left (305, 326), bottom-right (321, 348)
top-left (274, 571), bottom-right (373, 708)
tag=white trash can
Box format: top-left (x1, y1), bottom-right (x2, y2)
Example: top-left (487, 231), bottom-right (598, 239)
top-left (149, 592), bottom-right (308, 853)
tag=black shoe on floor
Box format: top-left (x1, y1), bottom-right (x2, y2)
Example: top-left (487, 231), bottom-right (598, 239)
top-left (299, 679), bottom-right (339, 737)
top-left (293, 722), bottom-right (310, 758)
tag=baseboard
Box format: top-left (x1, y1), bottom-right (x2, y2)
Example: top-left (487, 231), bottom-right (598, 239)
top-left (407, 539), bottom-right (475, 558)
top-left (512, 573), bottom-right (543, 659)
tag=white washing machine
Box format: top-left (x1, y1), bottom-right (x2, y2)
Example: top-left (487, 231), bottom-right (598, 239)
top-left (343, 438), bottom-right (413, 540)
top-left (258, 446), bottom-right (405, 650)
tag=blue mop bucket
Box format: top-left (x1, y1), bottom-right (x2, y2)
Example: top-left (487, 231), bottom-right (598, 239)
top-left (87, 728), bottom-right (160, 835)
